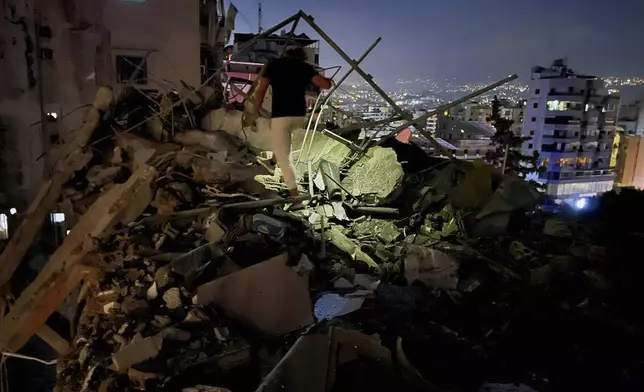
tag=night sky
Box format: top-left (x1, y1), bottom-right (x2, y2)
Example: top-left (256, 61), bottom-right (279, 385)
top-left (232, 0), bottom-right (644, 89)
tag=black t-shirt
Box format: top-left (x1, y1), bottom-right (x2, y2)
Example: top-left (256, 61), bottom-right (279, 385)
top-left (264, 57), bottom-right (318, 118)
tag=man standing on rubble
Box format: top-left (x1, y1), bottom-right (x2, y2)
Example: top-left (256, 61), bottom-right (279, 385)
top-left (249, 47), bottom-right (333, 196)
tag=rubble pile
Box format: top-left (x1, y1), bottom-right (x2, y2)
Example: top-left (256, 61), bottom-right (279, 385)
top-left (48, 86), bottom-right (644, 392)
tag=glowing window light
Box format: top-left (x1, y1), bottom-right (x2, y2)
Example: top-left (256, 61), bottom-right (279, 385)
top-left (50, 212), bottom-right (65, 223)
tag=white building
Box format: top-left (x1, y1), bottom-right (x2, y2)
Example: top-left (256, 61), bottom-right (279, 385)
top-left (413, 110), bottom-right (438, 133)
top-left (361, 106), bottom-right (391, 122)
top-left (435, 116), bottom-right (496, 160)
top-left (501, 102), bottom-right (525, 135)
top-left (522, 59), bottom-right (620, 204)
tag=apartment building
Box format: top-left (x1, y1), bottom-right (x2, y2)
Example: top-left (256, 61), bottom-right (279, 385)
top-left (522, 59), bottom-right (620, 204)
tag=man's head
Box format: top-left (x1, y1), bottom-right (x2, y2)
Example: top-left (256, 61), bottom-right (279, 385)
top-left (285, 47), bottom-right (307, 61)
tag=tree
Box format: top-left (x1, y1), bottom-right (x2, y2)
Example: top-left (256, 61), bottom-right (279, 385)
top-left (485, 96), bottom-right (539, 177)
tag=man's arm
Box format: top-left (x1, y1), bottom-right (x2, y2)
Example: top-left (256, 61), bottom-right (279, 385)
top-left (312, 74), bottom-right (332, 90)
top-left (252, 76), bottom-right (270, 115)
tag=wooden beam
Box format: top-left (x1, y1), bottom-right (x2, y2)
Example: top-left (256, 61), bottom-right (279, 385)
top-left (0, 87), bottom-right (114, 292)
top-left (37, 324), bottom-right (71, 355)
top-left (0, 164), bottom-right (158, 353)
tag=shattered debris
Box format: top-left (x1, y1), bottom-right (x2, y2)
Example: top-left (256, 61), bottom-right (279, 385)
top-left (2, 27), bottom-right (639, 392)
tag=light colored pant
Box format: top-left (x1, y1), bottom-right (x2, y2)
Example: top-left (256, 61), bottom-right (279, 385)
top-left (270, 116), bottom-right (305, 191)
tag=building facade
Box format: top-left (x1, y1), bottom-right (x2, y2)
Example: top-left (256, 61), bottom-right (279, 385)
top-left (361, 106), bottom-right (391, 122)
top-left (0, 0), bottom-right (224, 210)
top-left (615, 135), bottom-right (644, 189)
top-left (522, 59), bottom-right (619, 204)
top-left (617, 102), bottom-right (644, 136)
top-left (435, 116), bottom-right (496, 160)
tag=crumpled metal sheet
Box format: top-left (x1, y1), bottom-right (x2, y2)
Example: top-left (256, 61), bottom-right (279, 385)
top-left (341, 147), bottom-right (403, 203)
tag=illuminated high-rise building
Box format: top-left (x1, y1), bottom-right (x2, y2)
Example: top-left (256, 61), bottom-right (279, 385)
top-left (522, 59), bottom-right (620, 205)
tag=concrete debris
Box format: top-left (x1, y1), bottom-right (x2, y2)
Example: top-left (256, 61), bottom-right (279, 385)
top-left (327, 227), bottom-right (379, 269)
top-left (205, 212), bottom-right (226, 243)
top-left (30, 60), bottom-right (635, 392)
top-left (162, 287), bottom-right (182, 310)
top-left (197, 254), bottom-right (313, 335)
top-left (404, 246), bottom-right (459, 290)
top-left (353, 218), bottom-right (401, 244)
top-left (341, 147), bottom-right (403, 203)
top-left (112, 334), bottom-right (163, 372)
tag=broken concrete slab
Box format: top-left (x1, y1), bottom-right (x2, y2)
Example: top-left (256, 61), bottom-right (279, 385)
top-left (353, 219), bottom-right (401, 244)
top-left (341, 147), bottom-right (403, 203)
top-left (170, 242), bottom-right (224, 279)
top-left (112, 334), bottom-right (163, 372)
top-left (327, 227), bottom-right (379, 269)
top-left (197, 254), bottom-right (313, 335)
top-left (403, 245), bottom-right (459, 290)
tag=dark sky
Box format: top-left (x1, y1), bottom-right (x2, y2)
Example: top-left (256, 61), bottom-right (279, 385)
top-left (232, 0), bottom-right (644, 89)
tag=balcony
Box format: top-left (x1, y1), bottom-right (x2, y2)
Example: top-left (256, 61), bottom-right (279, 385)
top-left (547, 92), bottom-right (585, 98)
top-left (544, 116), bottom-right (581, 125)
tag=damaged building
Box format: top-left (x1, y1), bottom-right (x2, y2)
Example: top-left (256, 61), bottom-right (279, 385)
top-left (1, 3), bottom-right (644, 392)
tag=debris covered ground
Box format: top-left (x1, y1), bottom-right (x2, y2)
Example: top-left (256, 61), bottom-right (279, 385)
top-left (3, 81), bottom-right (644, 392)
top-left (16, 83), bottom-right (637, 392)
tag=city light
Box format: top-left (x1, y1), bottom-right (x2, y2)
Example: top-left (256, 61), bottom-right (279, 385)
top-left (50, 212), bottom-right (65, 223)
top-left (575, 198), bottom-right (588, 210)
top-left (9, 208), bottom-right (17, 215)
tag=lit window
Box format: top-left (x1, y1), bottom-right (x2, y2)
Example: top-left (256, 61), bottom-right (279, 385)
top-left (0, 214), bottom-right (7, 240)
top-left (50, 212), bottom-right (65, 223)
